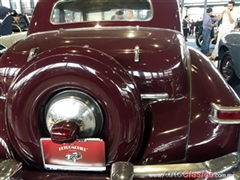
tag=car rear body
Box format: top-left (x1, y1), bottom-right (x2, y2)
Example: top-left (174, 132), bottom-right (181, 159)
top-left (1, 0), bottom-right (240, 179)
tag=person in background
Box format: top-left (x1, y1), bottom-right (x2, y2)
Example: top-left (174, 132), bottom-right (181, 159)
top-left (182, 15), bottom-right (190, 41)
top-left (201, 8), bottom-right (218, 56)
top-left (194, 17), bottom-right (203, 36)
top-left (12, 14), bottom-right (28, 29)
top-left (126, 9), bottom-right (138, 20)
top-left (52, 16), bottom-right (59, 23)
top-left (209, 1), bottom-right (237, 60)
top-left (66, 14), bottom-right (75, 22)
top-left (111, 10), bottom-right (124, 20)
top-left (189, 19), bottom-right (195, 35)
top-left (0, 6), bottom-right (17, 35)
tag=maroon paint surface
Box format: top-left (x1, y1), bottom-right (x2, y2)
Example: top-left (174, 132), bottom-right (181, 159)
top-left (0, 0), bottom-right (239, 178)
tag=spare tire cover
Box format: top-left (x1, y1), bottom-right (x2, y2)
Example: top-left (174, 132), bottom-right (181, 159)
top-left (6, 46), bottom-right (144, 168)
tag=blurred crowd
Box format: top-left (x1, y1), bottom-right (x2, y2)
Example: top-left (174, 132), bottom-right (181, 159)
top-left (182, 1), bottom-right (239, 60)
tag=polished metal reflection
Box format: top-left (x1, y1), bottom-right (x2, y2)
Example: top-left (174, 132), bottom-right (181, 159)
top-left (111, 161), bottom-right (134, 180)
top-left (46, 97), bottom-right (96, 137)
top-left (211, 103), bottom-right (240, 111)
top-left (27, 47), bottom-right (39, 62)
top-left (0, 44), bottom-right (7, 56)
top-left (110, 152), bottom-right (240, 179)
top-left (204, 152), bottom-right (239, 172)
top-left (0, 159), bottom-right (22, 180)
top-left (134, 45), bottom-right (140, 62)
top-left (141, 93), bottom-right (169, 100)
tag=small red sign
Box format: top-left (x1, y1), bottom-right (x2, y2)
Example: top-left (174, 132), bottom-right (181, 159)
top-left (40, 138), bottom-right (106, 171)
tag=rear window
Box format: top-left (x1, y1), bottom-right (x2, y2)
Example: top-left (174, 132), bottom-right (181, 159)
top-left (51, 0), bottom-right (152, 24)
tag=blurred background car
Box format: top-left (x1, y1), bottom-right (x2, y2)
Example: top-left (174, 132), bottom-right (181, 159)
top-left (195, 18), bottom-right (218, 48)
top-left (0, 13), bottom-right (30, 56)
top-left (218, 31), bottom-right (240, 86)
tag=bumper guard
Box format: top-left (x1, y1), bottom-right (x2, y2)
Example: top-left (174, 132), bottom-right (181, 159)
top-left (111, 152), bottom-right (240, 180)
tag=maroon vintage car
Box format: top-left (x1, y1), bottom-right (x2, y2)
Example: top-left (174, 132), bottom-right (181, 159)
top-left (1, 0), bottom-right (240, 179)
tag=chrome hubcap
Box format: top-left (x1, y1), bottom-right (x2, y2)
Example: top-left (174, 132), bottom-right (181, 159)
top-left (222, 58), bottom-right (234, 81)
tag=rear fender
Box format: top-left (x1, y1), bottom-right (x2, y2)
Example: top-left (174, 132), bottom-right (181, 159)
top-left (187, 47), bottom-right (240, 162)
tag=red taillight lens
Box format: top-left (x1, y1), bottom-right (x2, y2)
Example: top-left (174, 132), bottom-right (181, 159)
top-left (218, 111), bottom-right (240, 120)
top-left (51, 120), bottom-right (80, 144)
top-left (51, 128), bottom-right (72, 140)
top-left (210, 103), bottom-right (240, 124)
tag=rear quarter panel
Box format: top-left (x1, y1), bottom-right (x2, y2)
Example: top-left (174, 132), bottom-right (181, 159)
top-left (187, 47), bottom-right (240, 162)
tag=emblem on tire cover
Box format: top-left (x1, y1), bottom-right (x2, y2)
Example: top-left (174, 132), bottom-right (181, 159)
top-left (65, 152), bottom-right (82, 162)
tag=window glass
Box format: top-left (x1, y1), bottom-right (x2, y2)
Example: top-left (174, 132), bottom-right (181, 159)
top-left (10, 0), bottom-right (21, 14)
top-left (2, 0), bottom-right (10, 8)
top-left (51, 0), bottom-right (152, 24)
top-left (21, 0), bottom-right (32, 14)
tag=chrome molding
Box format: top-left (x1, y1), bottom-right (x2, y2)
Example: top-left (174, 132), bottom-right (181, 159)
top-left (141, 93), bottom-right (169, 100)
top-left (111, 152), bottom-right (240, 180)
top-left (27, 47), bottom-right (39, 62)
top-left (134, 45), bottom-right (140, 62)
top-left (0, 96), bottom-right (6, 100)
top-left (28, 26), bottom-right (180, 39)
top-left (0, 159), bottom-right (22, 179)
top-left (211, 103), bottom-right (240, 111)
top-left (209, 103), bottom-right (240, 124)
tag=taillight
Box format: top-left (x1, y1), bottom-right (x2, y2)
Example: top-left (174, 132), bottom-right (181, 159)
top-left (51, 120), bottom-right (80, 144)
top-left (218, 111), bottom-right (240, 120)
top-left (209, 103), bottom-right (240, 124)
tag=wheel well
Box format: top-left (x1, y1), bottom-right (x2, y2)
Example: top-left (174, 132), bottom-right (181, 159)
top-left (219, 46), bottom-right (229, 60)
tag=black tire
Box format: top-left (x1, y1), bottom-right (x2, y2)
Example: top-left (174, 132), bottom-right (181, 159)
top-left (196, 34), bottom-right (203, 48)
top-left (220, 51), bottom-right (240, 86)
top-left (211, 38), bottom-right (216, 45)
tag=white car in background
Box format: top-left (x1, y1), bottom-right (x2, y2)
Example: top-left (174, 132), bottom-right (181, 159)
top-left (0, 14), bottom-right (30, 56)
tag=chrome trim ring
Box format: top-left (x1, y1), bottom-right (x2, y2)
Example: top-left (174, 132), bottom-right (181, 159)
top-left (141, 93), bottom-right (169, 100)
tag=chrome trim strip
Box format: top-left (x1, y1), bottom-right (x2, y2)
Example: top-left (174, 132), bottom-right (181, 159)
top-left (211, 102), bottom-right (240, 111)
top-left (28, 26), bottom-right (179, 38)
top-left (209, 103), bottom-right (240, 124)
top-left (141, 93), bottom-right (169, 100)
top-left (185, 45), bottom-right (193, 162)
top-left (134, 45), bottom-right (140, 62)
top-left (0, 96), bottom-right (6, 100)
top-left (0, 159), bottom-right (22, 179)
top-left (110, 152), bottom-right (240, 179)
top-left (133, 163), bottom-right (205, 178)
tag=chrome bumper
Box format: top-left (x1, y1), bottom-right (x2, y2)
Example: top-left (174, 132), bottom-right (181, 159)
top-left (111, 152), bottom-right (240, 180)
top-left (1, 153), bottom-right (240, 180)
top-left (0, 159), bottom-right (22, 180)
